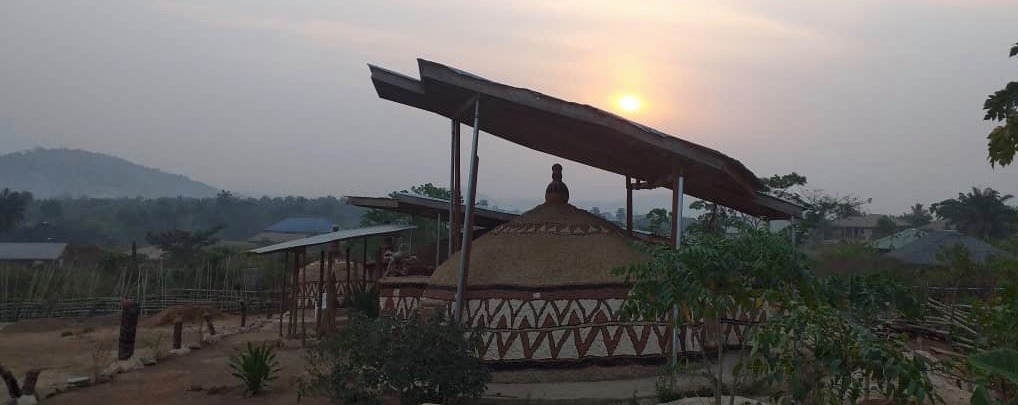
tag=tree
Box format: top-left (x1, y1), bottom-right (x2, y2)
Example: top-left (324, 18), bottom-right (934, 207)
top-left (0, 188), bottom-right (33, 232)
top-left (799, 189), bottom-right (869, 240)
top-left (985, 41), bottom-right (1018, 167)
top-left (932, 187), bottom-right (1018, 240)
top-left (873, 216), bottom-right (899, 239)
top-left (901, 203), bottom-right (932, 228)
top-left (38, 200), bottom-right (62, 223)
top-left (145, 226), bottom-right (223, 268)
top-left (645, 208), bottom-right (671, 237)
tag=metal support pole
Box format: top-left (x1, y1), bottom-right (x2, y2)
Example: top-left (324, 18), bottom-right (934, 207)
top-left (671, 174), bottom-right (684, 367)
top-left (453, 97), bottom-right (481, 322)
top-left (435, 211), bottom-right (442, 269)
top-left (625, 176), bottom-right (633, 235)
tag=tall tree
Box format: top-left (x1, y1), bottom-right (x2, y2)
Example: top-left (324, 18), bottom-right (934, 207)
top-left (145, 226), bottom-right (223, 268)
top-left (984, 41), bottom-right (1018, 167)
top-left (901, 203), bottom-right (933, 228)
top-left (645, 208), bottom-right (671, 237)
top-left (39, 200), bottom-right (63, 222)
top-left (931, 187), bottom-right (1018, 240)
top-left (0, 188), bottom-right (33, 232)
top-left (873, 216), bottom-right (899, 239)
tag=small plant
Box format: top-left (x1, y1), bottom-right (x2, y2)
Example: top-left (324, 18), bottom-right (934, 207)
top-left (228, 342), bottom-right (280, 394)
top-left (346, 283), bottom-right (379, 319)
top-left (89, 332), bottom-right (115, 382)
top-left (141, 332), bottom-right (167, 360)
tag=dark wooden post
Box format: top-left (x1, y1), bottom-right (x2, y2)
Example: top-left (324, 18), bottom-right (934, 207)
top-left (172, 316), bottom-right (183, 349)
top-left (278, 252), bottom-right (287, 337)
top-left (625, 176), bottom-right (634, 235)
top-left (290, 250), bottom-right (301, 336)
top-left (203, 313), bottom-right (216, 336)
top-left (345, 246), bottom-right (352, 302)
top-left (118, 299), bottom-right (140, 360)
top-left (239, 300), bottom-right (247, 327)
top-left (316, 249), bottom-right (325, 328)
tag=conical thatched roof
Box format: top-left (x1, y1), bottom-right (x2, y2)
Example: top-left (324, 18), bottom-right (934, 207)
top-left (427, 165), bottom-right (648, 289)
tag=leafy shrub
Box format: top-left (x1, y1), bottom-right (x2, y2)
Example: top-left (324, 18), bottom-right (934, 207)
top-left (750, 303), bottom-right (940, 404)
top-left (229, 342), bottom-right (280, 394)
top-left (346, 282), bottom-right (379, 319)
top-left (969, 348), bottom-right (1018, 404)
top-left (301, 310), bottom-right (490, 405)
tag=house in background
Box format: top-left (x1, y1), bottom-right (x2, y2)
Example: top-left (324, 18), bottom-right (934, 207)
top-left (0, 242), bottom-right (68, 267)
top-left (248, 217), bottom-right (336, 244)
top-left (882, 230), bottom-right (1009, 266)
top-left (827, 214), bottom-right (909, 241)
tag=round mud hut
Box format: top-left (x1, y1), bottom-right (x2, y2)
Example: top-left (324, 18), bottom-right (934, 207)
top-left (404, 164), bottom-right (675, 370)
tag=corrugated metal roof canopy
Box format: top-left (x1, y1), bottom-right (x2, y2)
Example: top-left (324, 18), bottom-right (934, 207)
top-left (345, 193), bottom-right (517, 229)
top-left (0, 242), bottom-right (67, 260)
top-left (369, 59), bottom-right (803, 219)
top-left (247, 224), bottom-right (416, 255)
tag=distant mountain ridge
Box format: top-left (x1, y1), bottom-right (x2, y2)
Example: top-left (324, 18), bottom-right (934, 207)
top-left (0, 148), bottom-right (219, 198)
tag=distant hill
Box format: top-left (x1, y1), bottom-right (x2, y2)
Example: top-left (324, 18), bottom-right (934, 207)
top-left (0, 148), bottom-right (219, 198)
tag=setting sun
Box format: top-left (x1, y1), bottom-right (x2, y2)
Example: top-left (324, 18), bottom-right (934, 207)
top-left (617, 95), bottom-right (642, 112)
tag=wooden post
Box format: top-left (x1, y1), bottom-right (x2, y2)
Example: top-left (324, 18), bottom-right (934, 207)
top-left (118, 299), bottom-right (140, 360)
top-left (345, 246), bottom-right (352, 304)
top-left (300, 251), bottom-right (308, 345)
top-left (324, 249), bottom-right (338, 333)
top-left (239, 300), bottom-right (247, 327)
top-left (362, 239), bottom-right (368, 288)
top-left (203, 313), bottom-right (216, 336)
top-left (290, 250), bottom-right (301, 337)
top-left (452, 120), bottom-right (462, 254)
top-left (317, 250), bottom-right (325, 328)
top-left (172, 316), bottom-right (183, 349)
top-left (278, 252), bottom-right (287, 338)
top-left (625, 176), bottom-right (634, 235)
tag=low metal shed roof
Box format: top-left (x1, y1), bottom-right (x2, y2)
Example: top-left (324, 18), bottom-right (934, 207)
top-left (0, 242), bottom-right (67, 261)
top-left (345, 193), bottom-right (517, 229)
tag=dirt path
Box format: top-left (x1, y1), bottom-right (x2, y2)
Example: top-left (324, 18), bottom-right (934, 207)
top-left (44, 327), bottom-right (328, 405)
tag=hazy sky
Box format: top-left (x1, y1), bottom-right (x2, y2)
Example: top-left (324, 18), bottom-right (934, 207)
top-left (2, 1), bottom-right (1017, 214)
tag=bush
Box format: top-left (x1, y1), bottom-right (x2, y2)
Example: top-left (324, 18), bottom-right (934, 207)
top-left (750, 303), bottom-right (940, 404)
top-left (346, 282), bottom-right (379, 319)
top-left (229, 342), bottom-right (280, 394)
top-left (301, 310), bottom-right (490, 405)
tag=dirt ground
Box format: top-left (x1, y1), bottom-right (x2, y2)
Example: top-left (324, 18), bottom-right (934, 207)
top-left (0, 312), bottom-right (333, 405)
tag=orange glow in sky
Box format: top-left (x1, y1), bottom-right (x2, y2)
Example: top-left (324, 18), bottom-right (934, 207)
top-left (617, 95), bottom-right (642, 112)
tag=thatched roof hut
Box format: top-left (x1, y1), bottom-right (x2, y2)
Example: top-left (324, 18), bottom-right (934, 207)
top-left (402, 165), bottom-right (672, 370)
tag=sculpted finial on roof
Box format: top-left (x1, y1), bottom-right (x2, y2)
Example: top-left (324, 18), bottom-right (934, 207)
top-left (545, 163), bottom-right (569, 204)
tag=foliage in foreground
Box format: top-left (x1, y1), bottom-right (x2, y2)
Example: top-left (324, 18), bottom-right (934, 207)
top-left (345, 282), bottom-right (380, 319)
top-left (229, 342), bottom-right (281, 394)
top-left (616, 225), bottom-right (940, 404)
top-left (300, 311), bottom-right (490, 405)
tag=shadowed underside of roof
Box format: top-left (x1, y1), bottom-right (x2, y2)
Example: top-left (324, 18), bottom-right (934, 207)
top-left (368, 59), bottom-right (803, 220)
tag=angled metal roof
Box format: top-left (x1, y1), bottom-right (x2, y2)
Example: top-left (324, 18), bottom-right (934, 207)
top-left (368, 59), bottom-right (803, 219)
top-left (0, 242), bottom-right (67, 261)
top-left (345, 193), bottom-right (517, 228)
top-left (885, 230), bottom-right (1010, 266)
top-left (247, 224), bottom-right (416, 255)
top-left (263, 217), bottom-right (335, 234)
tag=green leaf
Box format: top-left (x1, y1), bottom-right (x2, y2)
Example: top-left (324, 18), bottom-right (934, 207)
top-left (969, 348), bottom-right (1018, 384)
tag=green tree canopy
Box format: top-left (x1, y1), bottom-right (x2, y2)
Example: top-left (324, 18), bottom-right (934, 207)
top-left (0, 188), bottom-right (33, 232)
top-left (145, 225), bottom-right (223, 268)
top-left (985, 41), bottom-right (1018, 167)
top-left (901, 203), bottom-right (933, 228)
top-left (932, 187), bottom-right (1018, 240)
